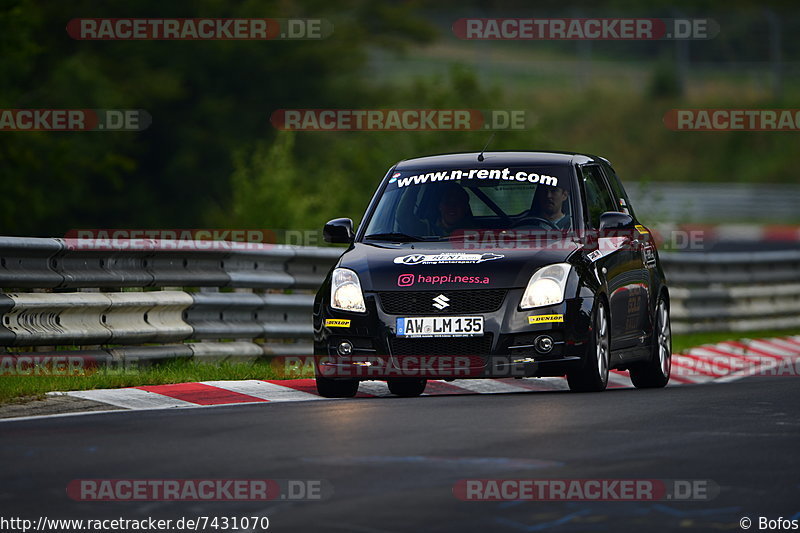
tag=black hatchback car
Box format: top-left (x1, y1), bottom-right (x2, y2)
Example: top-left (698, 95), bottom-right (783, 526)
top-left (313, 151), bottom-right (671, 397)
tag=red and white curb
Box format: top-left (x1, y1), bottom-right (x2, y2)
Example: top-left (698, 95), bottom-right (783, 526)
top-left (48, 336), bottom-right (800, 411)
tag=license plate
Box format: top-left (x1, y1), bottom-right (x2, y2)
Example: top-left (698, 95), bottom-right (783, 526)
top-left (396, 316), bottom-right (484, 337)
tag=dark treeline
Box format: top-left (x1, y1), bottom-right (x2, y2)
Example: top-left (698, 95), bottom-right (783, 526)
top-left (2, 0), bottom-right (798, 235)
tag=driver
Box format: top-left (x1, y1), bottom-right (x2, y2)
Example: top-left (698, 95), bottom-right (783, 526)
top-left (433, 183), bottom-right (474, 236)
top-left (531, 185), bottom-right (570, 230)
top-left (395, 183), bottom-right (475, 237)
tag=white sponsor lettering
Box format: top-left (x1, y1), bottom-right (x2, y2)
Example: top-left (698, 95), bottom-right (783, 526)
top-left (393, 253), bottom-right (504, 265)
top-left (395, 168), bottom-right (559, 188)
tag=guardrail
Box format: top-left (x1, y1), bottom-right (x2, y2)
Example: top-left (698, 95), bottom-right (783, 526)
top-left (0, 237), bottom-right (797, 362)
top-left (661, 249), bottom-right (800, 333)
top-left (627, 182), bottom-right (800, 224)
top-left (0, 237), bottom-right (341, 362)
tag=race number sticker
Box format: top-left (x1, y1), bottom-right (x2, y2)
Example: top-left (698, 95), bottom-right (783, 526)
top-left (642, 243), bottom-right (657, 268)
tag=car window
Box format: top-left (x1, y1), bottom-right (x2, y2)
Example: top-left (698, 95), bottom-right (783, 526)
top-left (603, 165), bottom-right (635, 217)
top-left (362, 166), bottom-right (574, 239)
top-left (466, 183), bottom-right (537, 217)
top-left (580, 165), bottom-right (617, 229)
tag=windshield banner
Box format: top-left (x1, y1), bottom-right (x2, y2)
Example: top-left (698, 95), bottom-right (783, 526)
top-left (389, 168), bottom-right (559, 188)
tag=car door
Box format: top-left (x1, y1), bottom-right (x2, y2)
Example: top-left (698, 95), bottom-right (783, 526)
top-left (602, 163), bottom-right (653, 341)
top-left (579, 164), bottom-right (643, 349)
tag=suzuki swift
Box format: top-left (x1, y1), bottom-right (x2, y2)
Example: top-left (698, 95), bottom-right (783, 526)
top-left (313, 151), bottom-right (671, 397)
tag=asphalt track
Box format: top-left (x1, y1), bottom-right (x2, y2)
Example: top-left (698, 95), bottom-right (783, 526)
top-left (1, 377), bottom-right (798, 533)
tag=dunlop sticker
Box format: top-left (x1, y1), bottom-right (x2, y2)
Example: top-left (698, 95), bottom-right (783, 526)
top-left (325, 319), bottom-right (351, 327)
top-left (528, 314), bottom-right (564, 324)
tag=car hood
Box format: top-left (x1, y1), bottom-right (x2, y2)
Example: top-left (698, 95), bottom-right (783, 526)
top-left (338, 241), bottom-right (580, 291)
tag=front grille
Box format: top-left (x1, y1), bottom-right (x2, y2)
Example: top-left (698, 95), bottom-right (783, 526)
top-left (389, 334), bottom-right (494, 356)
top-left (378, 290), bottom-right (507, 315)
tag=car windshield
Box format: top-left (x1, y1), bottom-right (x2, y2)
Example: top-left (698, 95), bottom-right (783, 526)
top-left (363, 166), bottom-right (574, 241)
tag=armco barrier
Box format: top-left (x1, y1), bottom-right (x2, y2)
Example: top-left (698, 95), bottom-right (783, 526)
top-left (660, 250), bottom-right (800, 333)
top-left (0, 236), bottom-right (340, 362)
top-left (627, 182), bottom-right (800, 223)
top-left (0, 238), bottom-right (63, 288)
top-left (0, 237), bottom-right (797, 363)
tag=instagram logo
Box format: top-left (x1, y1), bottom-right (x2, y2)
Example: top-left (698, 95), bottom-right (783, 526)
top-left (397, 274), bottom-right (415, 287)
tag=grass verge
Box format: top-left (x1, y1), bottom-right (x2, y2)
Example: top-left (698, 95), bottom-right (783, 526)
top-left (670, 329), bottom-right (799, 354)
top-left (0, 358), bottom-right (314, 405)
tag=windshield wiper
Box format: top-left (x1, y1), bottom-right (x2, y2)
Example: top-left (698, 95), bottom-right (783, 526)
top-left (363, 232), bottom-right (428, 242)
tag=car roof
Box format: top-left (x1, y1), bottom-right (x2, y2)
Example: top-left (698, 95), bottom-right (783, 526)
top-left (393, 151), bottom-right (607, 170)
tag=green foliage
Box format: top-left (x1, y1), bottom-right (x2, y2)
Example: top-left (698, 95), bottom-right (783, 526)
top-left (0, 0), bottom-right (436, 235)
top-left (223, 66), bottom-right (508, 231)
top-left (2, 1), bottom-right (800, 236)
top-left (227, 132), bottom-right (320, 229)
top-left (648, 54), bottom-right (683, 100)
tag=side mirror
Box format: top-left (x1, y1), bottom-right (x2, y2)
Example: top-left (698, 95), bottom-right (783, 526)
top-left (323, 218), bottom-right (354, 243)
top-left (599, 212), bottom-right (635, 234)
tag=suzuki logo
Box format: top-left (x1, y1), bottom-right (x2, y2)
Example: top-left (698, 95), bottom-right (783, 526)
top-left (432, 294), bottom-right (450, 310)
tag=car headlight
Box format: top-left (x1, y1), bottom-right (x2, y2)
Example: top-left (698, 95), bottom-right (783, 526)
top-left (330, 268), bottom-right (366, 313)
top-left (520, 263), bottom-right (572, 310)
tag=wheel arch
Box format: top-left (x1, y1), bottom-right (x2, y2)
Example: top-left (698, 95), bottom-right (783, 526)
top-left (659, 286), bottom-right (670, 308)
top-left (594, 290), bottom-right (610, 320)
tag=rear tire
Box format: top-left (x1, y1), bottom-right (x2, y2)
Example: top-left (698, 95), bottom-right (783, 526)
top-left (567, 300), bottom-right (610, 392)
top-left (630, 297), bottom-right (671, 389)
top-left (315, 376), bottom-right (359, 398)
top-left (388, 378), bottom-right (427, 397)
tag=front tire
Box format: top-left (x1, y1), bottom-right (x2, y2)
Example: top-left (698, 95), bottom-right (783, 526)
top-left (630, 297), bottom-right (671, 389)
top-left (388, 378), bottom-right (427, 397)
top-left (316, 376), bottom-right (359, 398)
top-left (567, 300), bottom-right (610, 392)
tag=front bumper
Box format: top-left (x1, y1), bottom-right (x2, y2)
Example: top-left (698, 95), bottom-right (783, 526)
top-left (314, 289), bottom-right (594, 379)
